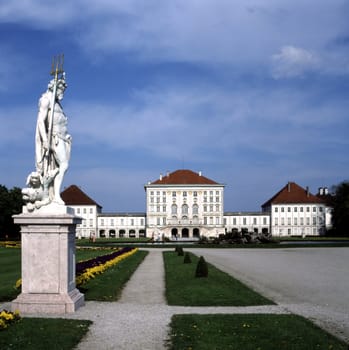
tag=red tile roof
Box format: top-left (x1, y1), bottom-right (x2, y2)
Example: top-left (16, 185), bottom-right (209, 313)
top-left (61, 185), bottom-right (102, 208)
top-left (150, 169), bottom-right (219, 185)
top-left (262, 182), bottom-right (325, 208)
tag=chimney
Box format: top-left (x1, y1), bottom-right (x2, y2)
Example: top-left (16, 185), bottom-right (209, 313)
top-left (199, 171), bottom-right (202, 176)
top-left (159, 173), bottom-right (163, 181)
top-left (287, 182), bottom-right (291, 192)
top-left (306, 186), bottom-right (310, 197)
top-left (318, 187), bottom-right (324, 196)
top-left (166, 171), bottom-right (170, 177)
top-left (324, 187), bottom-right (328, 195)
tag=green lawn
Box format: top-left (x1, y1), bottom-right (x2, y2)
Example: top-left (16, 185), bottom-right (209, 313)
top-left (167, 314), bottom-right (348, 350)
top-left (0, 247), bottom-right (21, 301)
top-left (164, 251), bottom-right (274, 306)
top-left (0, 246), bottom-right (126, 302)
top-left (0, 318), bottom-right (91, 350)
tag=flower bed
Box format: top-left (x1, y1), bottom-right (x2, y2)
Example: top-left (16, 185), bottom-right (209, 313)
top-left (76, 247), bottom-right (138, 286)
top-left (0, 310), bottom-right (20, 330)
top-left (15, 247), bottom-right (138, 289)
top-left (0, 241), bottom-right (20, 248)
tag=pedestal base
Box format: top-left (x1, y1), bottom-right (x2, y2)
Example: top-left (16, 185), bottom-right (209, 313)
top-left (12, 211), bottom-right (84, 314)
top-left (12, 288), bottom-right (84, 314)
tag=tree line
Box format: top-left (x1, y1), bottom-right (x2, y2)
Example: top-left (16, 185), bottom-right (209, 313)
top-left (0, 185), bottom-right (23, 240)
top-left (0, 181), bottom-right (348, 240)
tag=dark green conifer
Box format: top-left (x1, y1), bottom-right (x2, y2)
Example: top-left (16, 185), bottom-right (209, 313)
top-left (195, 256), bottom-right (208, 277)
top-left (183, 252), bottom-right (192, 264)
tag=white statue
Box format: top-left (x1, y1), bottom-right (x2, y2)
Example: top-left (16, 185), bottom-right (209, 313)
top-left (23, 55), bottom-right (71, 212)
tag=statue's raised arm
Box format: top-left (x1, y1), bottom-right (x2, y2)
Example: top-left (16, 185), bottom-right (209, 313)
top-left (23, 55), bottom-right (71, 212)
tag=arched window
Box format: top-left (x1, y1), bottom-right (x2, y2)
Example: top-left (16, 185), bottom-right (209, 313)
top-left (182, 204), bottom-right (189, 214)
top-left (193, 204), bottom-right (199, 214)
top-left (171, 204), bottom-right (177, 215)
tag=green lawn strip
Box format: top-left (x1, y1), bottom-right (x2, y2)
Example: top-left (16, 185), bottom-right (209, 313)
top-left (0, 247), bottom-right (114, 302)
top-left (0, 318), bottom-right (91, 350)
top-left (76, 248), bottom-right (115, 261)
top-left (164, 251), bottom-right (274, 306)
top-left (167, 314), bottom-right (347, 350)
top-left (79, 250), bottom-right (148, 301)
top-left (76, 237), bottom-right (151, 247)
top-left (0, 247), bottom-right (21, 302)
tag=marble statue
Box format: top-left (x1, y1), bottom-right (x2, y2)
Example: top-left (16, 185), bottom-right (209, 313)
top-left (23, 55), bottom-right (71, 212)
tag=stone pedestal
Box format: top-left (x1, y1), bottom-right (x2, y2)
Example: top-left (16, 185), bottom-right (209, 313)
top-left (11, 210), bottom-right (84, 314)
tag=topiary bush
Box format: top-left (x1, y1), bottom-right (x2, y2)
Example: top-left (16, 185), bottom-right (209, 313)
top-left (195, 256), bottom-right (208, 277)
top-left (177, 246), bottom-right (184, 256)
top-left (183, 252), bottom-right (192, 264)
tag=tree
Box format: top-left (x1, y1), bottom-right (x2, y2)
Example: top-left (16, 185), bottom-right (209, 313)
top-left (0, 185), bottom-right (23, 240)
top-left (331, 181), bottom-right (349, 236)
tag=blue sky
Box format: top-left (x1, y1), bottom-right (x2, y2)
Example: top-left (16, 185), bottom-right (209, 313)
top-left (0, 1), bottom-right (348, 212)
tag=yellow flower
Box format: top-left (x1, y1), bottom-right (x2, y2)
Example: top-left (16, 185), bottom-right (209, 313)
top-left (15, 278), bottom-right (22, 289)
top-left (76, 248), bottom-right (138, 287)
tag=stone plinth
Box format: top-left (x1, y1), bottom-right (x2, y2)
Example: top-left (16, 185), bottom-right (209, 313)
top-left (12, 210), bottom-right (84, 314)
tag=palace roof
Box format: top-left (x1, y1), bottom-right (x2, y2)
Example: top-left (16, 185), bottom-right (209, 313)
top-left (61, 185), bottom-right (102, 208)
top-left (150, 169), bottom-right (220, 185)
top-left (261, 182), bottom-right (324, 208)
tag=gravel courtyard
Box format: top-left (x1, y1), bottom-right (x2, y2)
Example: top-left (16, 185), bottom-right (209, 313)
top-left (191, 247), bottom-right (349, 343)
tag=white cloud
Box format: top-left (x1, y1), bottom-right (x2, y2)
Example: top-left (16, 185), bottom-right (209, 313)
top-left (271, 45), bottom-right (319, 79)
top-left (1, 1), bottom-right (347, 68)
top-left (65, 81), bottom-right (346, 167)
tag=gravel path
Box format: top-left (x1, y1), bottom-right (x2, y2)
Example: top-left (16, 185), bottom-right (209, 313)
top-left (66, 249), bottom-right (292, 349)
top-left (2, 247), bottom-right (347, 349)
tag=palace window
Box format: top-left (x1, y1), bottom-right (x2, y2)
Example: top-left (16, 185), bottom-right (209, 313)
top-left (171, 204), bottom-right (177, 214)
top-left (182, 204), bottom-right (189, 214)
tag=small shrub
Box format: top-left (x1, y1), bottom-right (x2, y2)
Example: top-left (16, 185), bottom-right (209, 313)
top-left (183, 252), bottom-right (192, 264)
top-left (177, 246), bottom-right (184, 256)
top-left (195, 256), bottom-right (208, 278)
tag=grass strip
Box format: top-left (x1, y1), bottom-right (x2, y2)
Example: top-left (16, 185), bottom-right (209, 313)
top-left (164, 251), bottom-right (274, 306)
top-left (0, 247), bottom-right (115, 301)
top-left (167, 314), bottom-right (347, 350)
top-left (0, 247), bottom-right (21, 302)
top-left (79, 249), bottom-right (148, 301)
top-left (0, 318), bottom-right (91, 350)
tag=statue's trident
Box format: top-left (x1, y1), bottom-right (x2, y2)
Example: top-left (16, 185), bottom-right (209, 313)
top-left (44, 54), bottom-right (65, 175)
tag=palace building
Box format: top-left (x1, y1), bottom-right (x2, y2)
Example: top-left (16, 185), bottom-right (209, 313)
top-left (61, 169), bottom-right (332, 239)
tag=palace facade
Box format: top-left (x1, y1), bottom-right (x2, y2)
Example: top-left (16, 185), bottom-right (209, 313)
top-left (61, 169), bottom-right (332, 239)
